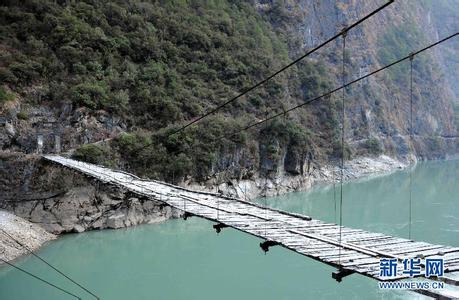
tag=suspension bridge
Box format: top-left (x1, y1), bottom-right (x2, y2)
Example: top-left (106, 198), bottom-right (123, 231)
top-left (43, 155), bottom-right (459, 299)
top-left (2, 1), bottom-right (458, 299)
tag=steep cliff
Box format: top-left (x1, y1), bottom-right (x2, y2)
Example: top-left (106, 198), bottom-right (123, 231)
top-left (0, 152), bottom-right (181, 234)
top-left (424, 0), bottom-right (459, 128)
top-left (254, 0), bottom-right (457, 159)
top-left (0, 0), bottom-right (457, 185)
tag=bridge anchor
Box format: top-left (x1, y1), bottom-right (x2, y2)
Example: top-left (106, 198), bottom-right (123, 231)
top-left (213, 223), bottom-right (228, 234)
top-left (183, 212), bottom-right (193, 220)
top-left (332, 268), bottom-right (355, 282)
top-left (259, 240), bottom-right (280, 253)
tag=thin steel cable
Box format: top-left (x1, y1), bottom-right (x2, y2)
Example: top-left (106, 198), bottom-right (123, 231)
top-left (0, 258), bottom-right (81, 300)
top-left (338, 30), bottom-right (347, 265)
top-left (244, 180), bottom-right (248, 202)
top-left (333, 163), bottom-right (337, 224)
top-left (409, 55), bottom-right (414, 240)
top-left (217, 172), bottom-right (220, 221)
top-left (333, 94), bottom-right (337, 224)
top-left (132, 1), bottom-right (395, 154)
top-left (0, 229), bottom-right (99, 299)
top-left (264, 110), bottom-right (269, 239)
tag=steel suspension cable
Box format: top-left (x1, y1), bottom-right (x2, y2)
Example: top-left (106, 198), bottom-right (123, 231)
top-left (333, 96), bottom-right (337, 225)
top-left (264, 109), bottom-right (269, 240)
top-left (333, 159), bottom-right (337, 224)
top-left (217, 172), bottom-right (220, 221)
top-left (0, 229), bottom-right (99, 299)
top-left (409, 55), bottom-right (414, 240)
top-left (0, 258), bottom-right (82, 300)
top-left (338, 30), bottom-right (347, 265)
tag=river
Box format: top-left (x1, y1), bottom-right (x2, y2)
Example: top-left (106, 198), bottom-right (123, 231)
top-left (1, 159), bottom-right (458, 299)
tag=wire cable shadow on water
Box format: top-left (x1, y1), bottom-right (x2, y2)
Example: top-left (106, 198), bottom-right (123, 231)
top-left (0, 229), bottom-right (100, 299)
top-left (0, 257), bottom-right (82, 299)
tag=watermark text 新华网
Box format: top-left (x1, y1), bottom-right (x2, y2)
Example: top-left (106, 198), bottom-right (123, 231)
top-left (379, 257), bottom-right (444, 290)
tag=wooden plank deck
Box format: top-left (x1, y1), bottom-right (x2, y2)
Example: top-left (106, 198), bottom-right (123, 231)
top-left (44, 155), bottom-right (459, 293)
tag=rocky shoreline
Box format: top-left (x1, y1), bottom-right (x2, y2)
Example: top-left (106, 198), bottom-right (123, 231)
top-left (187, 154), bottom-right (408, 200)
top-left (0, 210), bottom-right (56, 263)
top-left (0, 154), bottom-right (407, 264)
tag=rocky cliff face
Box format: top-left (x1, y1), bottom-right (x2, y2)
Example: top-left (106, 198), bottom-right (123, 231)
top-left (426, 0), bottom-right (459, 102)
top-left (185, 0), bottom-right (459, 184)
top-left (253, 0), bottom-right (458, 161)
top-left (0, 153), bottom-right (180, 234)
top-left (0, 101), bottom-right (126, 154)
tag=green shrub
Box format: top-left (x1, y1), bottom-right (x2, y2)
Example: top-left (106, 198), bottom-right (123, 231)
top-left (377, 22), bottom-right (425, 84)
top-left (364, 137), bottom-right (383, 156)
top-left (0, 86), bottom-right (15, 104)
top-left (9, 61), bottom-right (42, 83)
top-left (260, 119), bottom-right (310, 147)
top-left (297, 61), bottom-right (333, 100)
top-left (0, 68), bottom-right (18, 84)
top-left (17, 111), bottom-right (28, 120)
top-left (331, 139), bottom-right (352, 160)
top-left (110, 115), bottom-right (248, 182)
top-left (71, 82), bottom-right (108, 110)
top-left (72, 144), bottom-right (109, 164)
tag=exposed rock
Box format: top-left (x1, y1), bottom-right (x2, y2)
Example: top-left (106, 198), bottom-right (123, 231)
top-left (0, 103), bottom-right (127, 154)
top-left (284, 144), bottom-right (305, 175)
top-left (0, 152), bottom-right (181, 234)
top-left (187, 154), bottom-right (408, 200)
top-left (0, 210), bottom-right (56, 263)
top-left (72, 224), bottom-right (85, 233)
top-left (5, 123), bottom-right (15, 138)
top-left (106, 214), bottom-right (126, 229)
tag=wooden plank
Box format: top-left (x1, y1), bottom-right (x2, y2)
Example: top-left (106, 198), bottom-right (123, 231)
top-left (372, 241), bottom-right (423, 251)
top-left (446, 265), bottom-right (459, 272)
top-left (340, 257), bottom-right (382, 267)
top-left (341, 233), bottom-right (388, 242)
top-left (288, 229), bottom-right (393, 258)
top-left (350, 237), bottom-right (407, 247)
top-left (321, 229), bottom-right (368, 237)
top-left (391, 245), bottom-right (447, 256)
top-left (426, 250), bottom-right (459, 261)
top-left (319, 250), bottom-right (362, 259)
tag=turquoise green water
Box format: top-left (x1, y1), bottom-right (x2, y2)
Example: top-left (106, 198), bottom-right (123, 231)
top-left (1, 160), bottom-right (458, 300)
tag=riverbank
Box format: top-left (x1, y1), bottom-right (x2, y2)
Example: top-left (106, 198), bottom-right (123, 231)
top-left (2, 159), bottom-right (457, 300)
top-left (0, 210), bottom-right (56, 263)
top-left (0, 154), bottom-right (406, 263)
top-left (187, 154), bottom-right (408, 200)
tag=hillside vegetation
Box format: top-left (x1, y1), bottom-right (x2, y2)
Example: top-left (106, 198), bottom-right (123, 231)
top-left (1, 0), bottom-right (335, 181)
top-left (0, 0), bottom-right (456, 183)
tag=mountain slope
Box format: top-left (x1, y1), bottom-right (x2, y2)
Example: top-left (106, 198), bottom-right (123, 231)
top-left (0, 0), bottom-right (457, 183)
